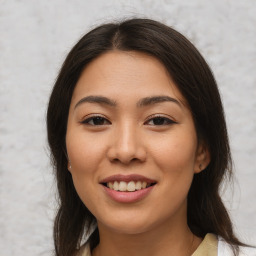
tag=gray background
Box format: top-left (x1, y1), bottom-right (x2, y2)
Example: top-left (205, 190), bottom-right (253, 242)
top-left (0, 0), bottom-right (255, 255)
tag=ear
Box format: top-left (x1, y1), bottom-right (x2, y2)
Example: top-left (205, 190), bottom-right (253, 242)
top-left (66, 155), bottom-right (72, 172)
top-left (64, 148), bottom-right (72, 172)
top-left (67, 162), bottom-right (72, 172)
top-left (194, 141), bottom-right (211, 174)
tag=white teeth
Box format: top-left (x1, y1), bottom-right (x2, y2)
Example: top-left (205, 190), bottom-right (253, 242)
top-left (119, 181), bottom-right (127, 191)
top-left (106, 181), bottom-right (152, 191)
top-left (107, 182), bottom-right (113, 189)
top-left (113, 181), bottom-right (119, 191)
top-left (135, 181), bottom-right (142, 190)
top-left (142, 181), bottom-right (147, 189)
top-left (127, 181), bottom-right (136, 192)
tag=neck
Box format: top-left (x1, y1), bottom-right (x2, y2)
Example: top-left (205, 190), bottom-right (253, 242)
top-left (92, 219), bottom-right (201, 256)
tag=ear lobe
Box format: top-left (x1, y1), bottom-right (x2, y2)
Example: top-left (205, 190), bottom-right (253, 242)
top-left (194, 142), bottom-right (211, 174)
top-left (67, 162), bottom-right (72, 172)
top-left (65, 151), bottom-right (72, 172)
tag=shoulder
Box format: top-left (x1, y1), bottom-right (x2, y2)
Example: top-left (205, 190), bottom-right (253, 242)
top-left (218, 237), bottom-right (256, 256)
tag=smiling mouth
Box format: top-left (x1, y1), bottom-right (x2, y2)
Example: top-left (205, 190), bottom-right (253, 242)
top-left (102, 181), bottom-right (156, 192)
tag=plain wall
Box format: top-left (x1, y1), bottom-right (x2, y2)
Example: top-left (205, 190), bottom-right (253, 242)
top-left (0, 0), bottom-right (255, 255)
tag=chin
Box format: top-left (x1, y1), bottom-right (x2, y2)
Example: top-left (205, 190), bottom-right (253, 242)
top-left (97, 212), bottom-right (159, 235)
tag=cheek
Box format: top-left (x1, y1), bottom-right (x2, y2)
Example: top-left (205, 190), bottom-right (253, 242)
top-left (65, 133), bottom-right (99, 195)
top-left (150, 135), bottom-right (197, 213)
top-left (149, 132), bottom-right (198, 203)
top-left (66, 131), bottom-right (105, 174)
top-left (151, 133), bottom-right (198, 173)
top-left (66, 135), bottom-right (102, 213)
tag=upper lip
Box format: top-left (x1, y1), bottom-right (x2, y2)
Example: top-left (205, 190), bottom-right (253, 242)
top-left (100, 174), bottom-right (157, 184)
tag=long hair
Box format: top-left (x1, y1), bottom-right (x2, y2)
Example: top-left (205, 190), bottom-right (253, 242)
top-left (47, 18), bottom-right (244, 256)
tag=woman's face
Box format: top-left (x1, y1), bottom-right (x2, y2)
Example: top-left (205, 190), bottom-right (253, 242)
top-left (66, 51), bottom-right (209, 235)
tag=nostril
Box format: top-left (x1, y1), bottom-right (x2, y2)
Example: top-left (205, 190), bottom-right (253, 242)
top-left (107, 144), bottom-right (146, 164)
top-left (111, 157), bottom-right (140, 165)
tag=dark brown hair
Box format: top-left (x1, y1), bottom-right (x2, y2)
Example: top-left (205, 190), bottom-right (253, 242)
top-left (47, 18), bottom-right (244, 256)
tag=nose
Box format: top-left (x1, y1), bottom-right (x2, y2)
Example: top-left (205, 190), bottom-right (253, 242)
top-left (106, 123), bottom-right (146, 165)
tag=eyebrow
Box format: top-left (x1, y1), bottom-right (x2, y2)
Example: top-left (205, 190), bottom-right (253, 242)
top-left (74, 95), bottom-right (181, 109)
top-left (137, 96), bottom-right (181, 108)
top-left (74, 95), bottom-right (116, 109)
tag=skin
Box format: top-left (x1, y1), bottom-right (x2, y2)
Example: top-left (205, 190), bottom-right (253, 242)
top-left (66, 51), bottom-right (210, 256)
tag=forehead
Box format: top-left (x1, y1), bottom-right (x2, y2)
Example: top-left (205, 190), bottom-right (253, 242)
top-left (71, 50), bottom-right (187, 107)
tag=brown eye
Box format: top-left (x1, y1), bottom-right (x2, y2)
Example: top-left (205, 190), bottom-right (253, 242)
top-left (82, 116), bottom-right (111, 126)
top-left (145, 116), bottom-right (176, 126)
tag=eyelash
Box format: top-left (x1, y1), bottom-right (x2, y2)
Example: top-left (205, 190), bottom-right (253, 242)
top-left (80, 115), bottom-right (111, 126)
top-left (81, 114), bottom-right (176, 126)
top-left (144, 115), bottom-right (177, 126)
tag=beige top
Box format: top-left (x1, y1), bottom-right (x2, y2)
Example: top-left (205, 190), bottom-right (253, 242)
top-left (79, 233), bottom-right (218, 256)
top-left (192, 233), bottom-right (218, 256)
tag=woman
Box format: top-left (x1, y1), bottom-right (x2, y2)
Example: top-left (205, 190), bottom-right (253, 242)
top-left (47, 18), bottom-right (255, 256)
